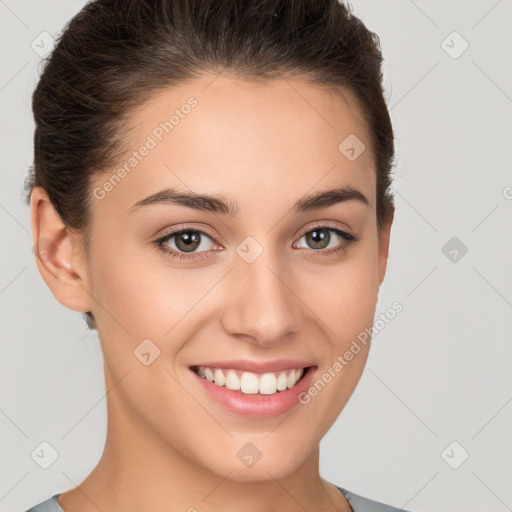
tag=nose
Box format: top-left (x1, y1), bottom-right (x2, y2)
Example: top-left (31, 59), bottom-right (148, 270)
top-left (220, 248), bottom-right (303, 346)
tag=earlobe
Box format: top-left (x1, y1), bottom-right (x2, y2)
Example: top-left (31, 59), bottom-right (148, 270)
top-left (30, 186), bottom-right (93, 313)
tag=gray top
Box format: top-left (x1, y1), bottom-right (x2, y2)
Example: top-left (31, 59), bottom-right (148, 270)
top-left (25, 486), bottom-right (409, 511)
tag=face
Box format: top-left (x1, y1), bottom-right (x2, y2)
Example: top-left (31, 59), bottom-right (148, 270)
top-left (78, 75), bottom-right (391, 480)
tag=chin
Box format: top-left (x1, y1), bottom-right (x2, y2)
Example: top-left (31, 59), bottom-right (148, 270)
top-left (202, 446), bottom-right (308, 482)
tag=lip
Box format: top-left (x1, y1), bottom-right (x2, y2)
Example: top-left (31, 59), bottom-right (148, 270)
top-left (189, 359), bottom-right (314, 374)
top-left (189, 364), bottom-right (317, 418)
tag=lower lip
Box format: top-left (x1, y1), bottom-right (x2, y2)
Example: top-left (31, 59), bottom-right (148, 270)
top-left (190, 366), bottom-right (317, 418)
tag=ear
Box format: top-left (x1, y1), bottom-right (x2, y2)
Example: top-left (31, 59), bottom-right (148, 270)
top-left (377, 207), bottom-right (394, 286)
top-left (30, 186), bottom-right (93, 313)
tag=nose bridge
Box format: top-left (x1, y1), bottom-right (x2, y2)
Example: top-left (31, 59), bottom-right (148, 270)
top-left (221, 241), bottom-right (302, 345)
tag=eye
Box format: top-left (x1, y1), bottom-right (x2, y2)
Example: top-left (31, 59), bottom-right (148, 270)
top-left (293, 225), bottom-right (357, 256)
top-left (154, 223), bottom-right (358, 262)
top-left (155, 228), bottom-right (220, 261)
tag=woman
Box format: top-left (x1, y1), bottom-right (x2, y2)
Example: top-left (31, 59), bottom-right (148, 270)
top-left (24, 0), bottom-right (408, 510)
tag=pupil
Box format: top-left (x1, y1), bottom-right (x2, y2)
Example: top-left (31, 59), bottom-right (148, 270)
top-left (307, 229), bottom-right (329, 249)
top-left (176, 231), bottom-right (200, 252)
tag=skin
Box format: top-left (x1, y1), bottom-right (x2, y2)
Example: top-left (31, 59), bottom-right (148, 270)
top-left (31, 74), bottom-right (393, 512)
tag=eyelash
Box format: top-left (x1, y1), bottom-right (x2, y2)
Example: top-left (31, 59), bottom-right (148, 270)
top-left (154, 223), bottom-right (358, 262)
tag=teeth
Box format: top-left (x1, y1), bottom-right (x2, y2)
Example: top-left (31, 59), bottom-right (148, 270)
top-left (287, 370), bottom-right (296, 389)
top-left (214, 368), bottom-right (225, 386)
top-left (259, 373), bottom-right (277, 395)
top-left (225, 369), bottom-right (241, 391)
top-left (194, 366), bottom-right (306, 395)
top-left (276, 371), bottom-right (288, 391)
top-left (240, 372), bottom-right (259, 394)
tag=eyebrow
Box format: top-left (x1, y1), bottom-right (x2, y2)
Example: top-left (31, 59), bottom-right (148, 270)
top-left (129, 185), bottom-right (370, 216)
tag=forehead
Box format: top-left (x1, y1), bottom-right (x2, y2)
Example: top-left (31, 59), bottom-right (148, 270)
top-left (91, 74), bottom-right (376, 218)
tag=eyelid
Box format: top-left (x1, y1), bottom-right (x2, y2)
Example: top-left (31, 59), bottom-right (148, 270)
top-left (154, 221), bottom-right (358, 261)
top-left (156, 221), bottom-right (354, 245)
top-left (297, 220), bottom-right (354, 238)
top-left (155, 223), bottom-right (220, 243)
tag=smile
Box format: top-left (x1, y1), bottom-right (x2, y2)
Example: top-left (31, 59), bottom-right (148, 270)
top-left (189, 363), bottom-right (317, 418)
top-left (191, 365), bottom-right (308, 395)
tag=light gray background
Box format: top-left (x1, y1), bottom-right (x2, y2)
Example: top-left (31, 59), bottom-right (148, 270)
top-left (1, 1), bottom-right (511, 511)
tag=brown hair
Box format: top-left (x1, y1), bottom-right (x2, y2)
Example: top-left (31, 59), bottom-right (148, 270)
top-left (24, 0), bottom-right (396, 330)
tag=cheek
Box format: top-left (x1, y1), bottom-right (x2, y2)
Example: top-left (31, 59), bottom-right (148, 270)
top-left (90, 223), bottom-right (380, 351)
top-left (295, 248), bottom-right (380, 432)
top-left (89, 233), bottom-right (186, 335)
top-left (310, 244), bottom-right (380, 344)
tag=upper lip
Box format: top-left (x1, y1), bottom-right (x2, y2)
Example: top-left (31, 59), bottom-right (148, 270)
top-left (190, 359), bottom-right (315, 374)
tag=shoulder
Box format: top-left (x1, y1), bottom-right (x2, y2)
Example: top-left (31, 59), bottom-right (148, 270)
top-left (337, 485), bottom-right (411, 512)
top-left (24, 494), bottom-right (64, 512)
